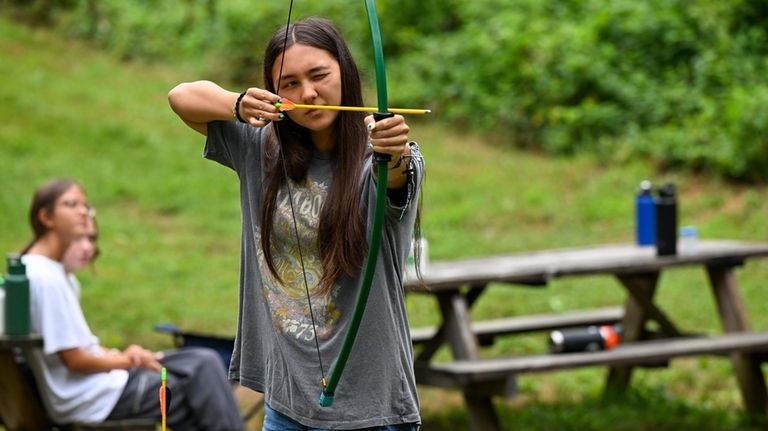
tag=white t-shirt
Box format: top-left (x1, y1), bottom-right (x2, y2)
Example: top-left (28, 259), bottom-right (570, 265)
top-left (67, 273), bottom-right (82, 300)
top-left (23, 254), bottom-right (128, 424)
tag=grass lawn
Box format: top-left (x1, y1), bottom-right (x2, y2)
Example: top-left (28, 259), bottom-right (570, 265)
top-left (2, 15), bottom-right (768, 430)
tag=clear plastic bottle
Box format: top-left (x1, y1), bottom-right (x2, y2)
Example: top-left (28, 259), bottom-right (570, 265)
top-left (679, 226), bottom-right (698, 256)
top-left (405, 228), bottom-right (429, 280)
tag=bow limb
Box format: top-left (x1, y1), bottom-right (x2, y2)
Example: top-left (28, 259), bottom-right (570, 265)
top-left (319, 0), bottom-right (392, 407)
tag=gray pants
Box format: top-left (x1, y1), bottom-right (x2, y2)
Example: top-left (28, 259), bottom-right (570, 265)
top-left (107, 347), bottom-right (244, 431)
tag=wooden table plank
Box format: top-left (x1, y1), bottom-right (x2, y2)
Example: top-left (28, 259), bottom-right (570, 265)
top-left (0, 334), bottom-right (43, 349)
top-left (406, 240), bottom-right (768, 292)
top-left (419, 331), bottom-right (768, 380)
top-left (411, 306), bottom-right (625, 343)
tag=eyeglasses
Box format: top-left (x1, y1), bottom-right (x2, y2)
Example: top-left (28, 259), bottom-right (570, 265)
top-left (60, 199), bottom-right (96, 218)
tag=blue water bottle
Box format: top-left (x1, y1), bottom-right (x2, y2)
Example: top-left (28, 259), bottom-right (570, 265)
top-left (635, 180), bottom-right (655, 246)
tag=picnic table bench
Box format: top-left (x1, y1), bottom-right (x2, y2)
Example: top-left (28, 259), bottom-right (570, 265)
top-left (404, 240), bottom-right (768, 431)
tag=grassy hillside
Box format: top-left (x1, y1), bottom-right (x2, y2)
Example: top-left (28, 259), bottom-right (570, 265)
top-left (2, 16), bottom-right (768, 430)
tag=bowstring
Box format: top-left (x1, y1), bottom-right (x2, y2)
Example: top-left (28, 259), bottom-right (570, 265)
top-left (274, 0), bottom-right (327, 386)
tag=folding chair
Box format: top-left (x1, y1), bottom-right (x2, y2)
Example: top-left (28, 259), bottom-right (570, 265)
top-left (154, 323), bottom-right (263, 422)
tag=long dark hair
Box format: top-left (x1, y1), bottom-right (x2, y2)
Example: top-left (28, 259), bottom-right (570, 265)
top-left (22, 178), bottom-right (83, 254)
top-left (260, 17), bottom-right (369, 295)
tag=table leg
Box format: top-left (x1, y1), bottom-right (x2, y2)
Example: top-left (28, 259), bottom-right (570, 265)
top-left (707, 265), bottom-right (768, 418)
top-left (606, 272), bottom-right (660, 393)
top-left (436, 287), bottom-right (502, 431)
top-left (466, 395), bottom-right (502, 431)
top-left (417, 285), bottom-right (485, 362)
top-left (437, 290), bottom-right (480, 359)
top-left (620, 273), bottom-right (681, 337)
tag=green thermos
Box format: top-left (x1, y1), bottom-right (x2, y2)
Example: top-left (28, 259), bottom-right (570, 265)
top-left (5, 253), bottom-right (30, 335)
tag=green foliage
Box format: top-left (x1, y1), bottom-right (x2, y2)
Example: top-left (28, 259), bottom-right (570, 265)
top-left (5, 0), bottom-right (768, 179)
top-left (18, 0), bottom-right (376, 84)
top-left (392, 0), bottom-right (768, 180)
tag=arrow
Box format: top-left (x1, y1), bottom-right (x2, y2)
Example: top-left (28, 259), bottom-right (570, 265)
top-left (275, 98), bottom-right (431, 115)
top-left (158, 367), bottom-right (172, 431)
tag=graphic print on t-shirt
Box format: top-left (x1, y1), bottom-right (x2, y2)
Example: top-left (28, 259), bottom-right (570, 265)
top-left (258, 176), bottom-right (340, 342)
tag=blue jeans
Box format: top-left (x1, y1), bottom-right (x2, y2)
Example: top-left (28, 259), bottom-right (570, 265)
top-left (263, 403), bottom-right (419, 431)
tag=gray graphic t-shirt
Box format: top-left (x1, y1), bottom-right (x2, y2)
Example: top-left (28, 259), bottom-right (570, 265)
top-left (204, 121), bottom-right (422, 429)
top-left (260, 155), bottom-right (340, 342)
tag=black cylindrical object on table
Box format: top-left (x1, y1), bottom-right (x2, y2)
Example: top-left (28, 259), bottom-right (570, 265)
top-left (655, 183), bottom-right (677, 256)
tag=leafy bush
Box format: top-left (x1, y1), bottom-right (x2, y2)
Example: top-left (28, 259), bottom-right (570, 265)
top-left (390, 0), bottom-right (768, 180)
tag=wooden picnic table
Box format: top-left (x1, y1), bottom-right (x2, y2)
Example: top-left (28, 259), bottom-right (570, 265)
top-left (404, 240), bottom-right (768, 431)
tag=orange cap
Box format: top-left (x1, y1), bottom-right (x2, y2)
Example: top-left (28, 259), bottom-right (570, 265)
top-left (600, 325), bottom-right (621, 349)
